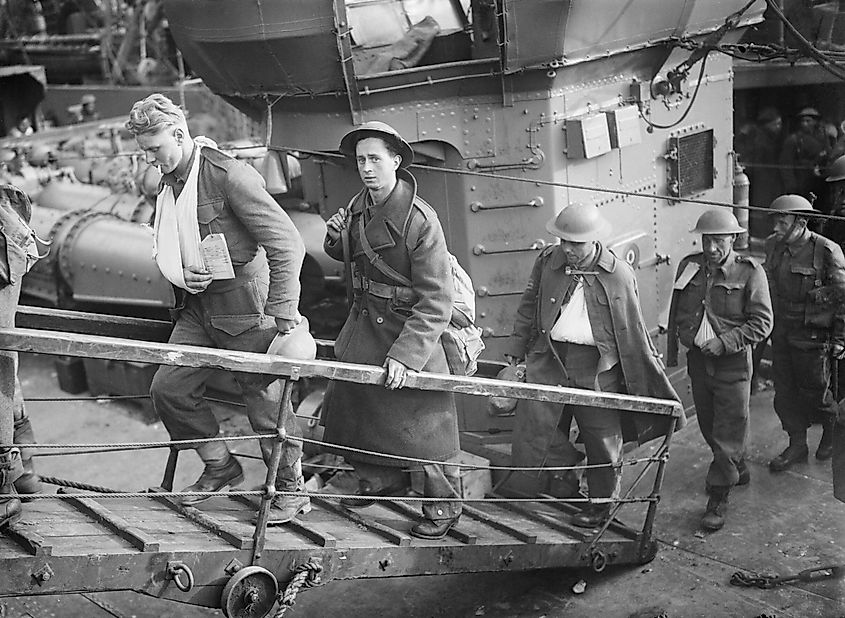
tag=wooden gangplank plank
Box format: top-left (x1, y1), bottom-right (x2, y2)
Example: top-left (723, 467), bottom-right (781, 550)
top-left (5, 523), bottom-right (52, 556)
top-left (460, 503), bottom-right (538, 544)
top-left (62, 494), bottom-right (160, 552)
top-left (310, 496), bottom-right (413, 546)
top-left (229, 495), bottom-right (338, 548)
top-left (496, 501), bottom-right (592, 541)
top-left (148, 488), bottom-right (253, 550)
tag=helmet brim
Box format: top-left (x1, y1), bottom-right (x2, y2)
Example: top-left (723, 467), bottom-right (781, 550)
top-left (545, 216), bottom-right (612, 242)
top-left (339, 127), bottom-right (414, 169)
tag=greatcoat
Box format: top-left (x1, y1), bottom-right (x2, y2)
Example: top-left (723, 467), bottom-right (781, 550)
top-left (321, 169), bottom-right (459, 466)
top-left (505, 242), bottom-right (683, 465)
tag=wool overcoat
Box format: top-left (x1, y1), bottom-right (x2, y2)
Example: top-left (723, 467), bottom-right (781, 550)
top-left (321, 169), bottom-right (459, 466)
top-left (506, 243), bottom-right (683, 453)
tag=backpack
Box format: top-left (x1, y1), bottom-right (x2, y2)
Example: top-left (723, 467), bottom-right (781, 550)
top-left (348, 206), bottom-right (485, 376)
top-left (440, 253), bottom-right (486, 376)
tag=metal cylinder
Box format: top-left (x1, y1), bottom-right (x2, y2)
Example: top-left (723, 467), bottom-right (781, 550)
top-left (733, 161), bottom-right (750, 250)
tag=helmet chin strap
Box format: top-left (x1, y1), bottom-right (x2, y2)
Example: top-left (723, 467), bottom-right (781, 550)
top-left (784, 216), bottom-right (807, 243)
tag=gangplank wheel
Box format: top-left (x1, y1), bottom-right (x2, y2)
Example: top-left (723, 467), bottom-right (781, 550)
top-left (221, 566), bottom-right (279, 618)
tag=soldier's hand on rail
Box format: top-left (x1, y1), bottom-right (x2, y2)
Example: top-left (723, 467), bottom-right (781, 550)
top-left (833, 343), bottom-right (845, 360)
top-left (183, 265), bottom-right (213, 293)
top-left (275, 317), bottom-right (297, 335)
top-left (383, 357), bottom-right (409, 390)
top-left (700, 337), bottom-right (725, 357)
top-left (326, 207), bottom-right (348, 242)
top-left (504, 354), bottom-right (523, 366)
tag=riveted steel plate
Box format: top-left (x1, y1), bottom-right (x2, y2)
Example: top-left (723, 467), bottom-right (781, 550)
top-left (417, 107), bottom-right (496, 159)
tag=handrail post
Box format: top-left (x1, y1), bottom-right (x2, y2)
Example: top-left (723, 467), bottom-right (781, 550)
top-left (251, 378), bottom-right (294, 565)
top-left (638, 415), bottom-right (678, 560)
top-left (160, 447), bottom-right (180, 491)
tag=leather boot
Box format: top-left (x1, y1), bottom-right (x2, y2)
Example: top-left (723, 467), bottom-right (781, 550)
top-left (0, 448), bottom-right (23, 528)
top-left (13, 415), bottom-right (41, 495)
top-left (180, 455), bottom-right (244, 506)
top-left (572, 503), bottom-right (612, 529)
top-left (266, 460), bottom-right (311, 523)
top-left (817, 421), bottom-right (835, 461)
top-left (410, 515), bottom-right (460, 540)
top-left (768, 438), bottom-right (809, 472)
top-left (701, 487), bottom-right (729, 531)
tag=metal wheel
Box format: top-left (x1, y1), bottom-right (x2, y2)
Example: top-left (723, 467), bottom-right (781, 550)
top-left (221, 565), bottom-right (279, 618)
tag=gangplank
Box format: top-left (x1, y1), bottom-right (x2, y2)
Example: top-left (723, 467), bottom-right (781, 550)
top-left (0, 309), bottom-right (682, 617)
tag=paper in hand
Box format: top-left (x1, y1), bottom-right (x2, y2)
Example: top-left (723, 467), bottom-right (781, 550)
top-left (200, 233), bottom-right (235, 280)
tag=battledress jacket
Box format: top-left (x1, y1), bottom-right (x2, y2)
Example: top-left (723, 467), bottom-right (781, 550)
top-left (160, 145), bottom-right (304, 321)
top-left (505, 243), bottom-right (683, 444)
top-left (320, 169), bottom-right (459, 466)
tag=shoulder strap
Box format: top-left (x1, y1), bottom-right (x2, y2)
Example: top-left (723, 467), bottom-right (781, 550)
top-left (357, 212), bottom-right (413, 287)
top-left (813, 234), bottom-right (826, 284)
top-left (341, 196), bottom-right (356, 309)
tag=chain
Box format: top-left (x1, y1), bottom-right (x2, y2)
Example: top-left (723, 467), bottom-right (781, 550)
top-left (274, 560), bottom-right (323, 617)
top-left (730, 570), bottom-right (778, 589)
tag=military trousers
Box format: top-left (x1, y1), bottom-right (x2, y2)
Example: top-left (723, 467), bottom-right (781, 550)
top-left (771, 328), bottom-right (837, 438)
top-left (552, 342), bottom-right (623, 499)
top-left (150, 288), bottom-right (303, 477)
top-left (687, 347), bottom-right (751, 488)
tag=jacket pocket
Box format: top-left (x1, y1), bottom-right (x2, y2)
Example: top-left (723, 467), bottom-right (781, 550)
top-left (210, 314), bottom-right (262, 337)
top-left (196, 198), bottom-right (225, 234)
top-left (711, 281), bottom-right (745, 317)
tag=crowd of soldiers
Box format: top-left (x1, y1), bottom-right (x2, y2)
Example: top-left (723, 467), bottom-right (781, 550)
top-left (0, 101), bottom-right (842, 542)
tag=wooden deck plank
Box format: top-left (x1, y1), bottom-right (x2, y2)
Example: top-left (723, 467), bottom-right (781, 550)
top-left (148, 488), bottom-right (254, 550)
top-left (229, 495), bottom-right (338, 548)
top-left (62, 495), bottom-right (161, 552)
top-left (311, 497), bottom-right (413, 547)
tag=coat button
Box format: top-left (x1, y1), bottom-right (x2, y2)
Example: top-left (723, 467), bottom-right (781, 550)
top-left (376, 316), bottom-right (384, 324)
top-left (550, 297), bottom-right (556, 303)
top-left (541, 329), bottom-right (546, 334)
top-left (362, 309), bottom-right (369, 316)
top-left (437, 509), bottom-right (443, 516)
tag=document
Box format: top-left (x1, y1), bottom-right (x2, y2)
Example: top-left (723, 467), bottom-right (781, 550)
top-left (200, 233), bottom-right (235, 280)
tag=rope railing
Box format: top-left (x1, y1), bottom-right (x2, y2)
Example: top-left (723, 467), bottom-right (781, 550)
top-left (1, 434), bottom-right (664, 472)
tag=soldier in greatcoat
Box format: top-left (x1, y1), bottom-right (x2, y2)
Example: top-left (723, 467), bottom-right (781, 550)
top-left (764, 194), bottom-right (845, 471)
top-left (505, 203), bottom-right (681, 529)
top-left (321, 121), bottom-right (461, 540)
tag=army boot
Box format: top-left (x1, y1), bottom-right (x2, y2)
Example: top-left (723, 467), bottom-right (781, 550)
top-left (768, 434), bottom-right (809, 472)
top-left (0, 448), bottom-right (23, 528)
top-left (264, 460), bottom-right (311, 524)
top-left (816, 420), bottom-right (835, 461)
top-left (701, 486), bottom-right (729, 531)
top-left (13, 415), bottom-right (42, 495)
top-left (180, 441), bottom-right (244, 506)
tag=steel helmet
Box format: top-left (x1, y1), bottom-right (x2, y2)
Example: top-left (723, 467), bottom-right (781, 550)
top-left (266, 316), bottom-right (317, 361)
top-left (339, 121), bottom-right (414, 168)
top-left (768, 194), bottom-right (818, 214)
top-left (797, 107), bottom-right (820, 119)
top-left (545, 203), bottom-right (611, 242)
top-left (827, 155), bottom-right (845, 182)
top-left (690, 209), bottom-right (745, 235)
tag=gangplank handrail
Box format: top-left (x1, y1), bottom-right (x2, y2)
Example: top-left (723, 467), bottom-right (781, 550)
top-left (0, 319), bottom-right (681, 577)
top-left (0, 326), bottom-right (683, 418)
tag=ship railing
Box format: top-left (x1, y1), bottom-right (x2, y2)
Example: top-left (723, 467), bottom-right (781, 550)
top-left (0, 306), bottom-right (683, 568)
